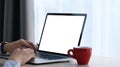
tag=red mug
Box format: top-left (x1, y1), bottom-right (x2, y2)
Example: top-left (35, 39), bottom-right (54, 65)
top-left (68, 46), bottom-right (92, 65)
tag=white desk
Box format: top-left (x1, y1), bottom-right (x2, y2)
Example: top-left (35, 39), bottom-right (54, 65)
top-left (1, 55), bottom-right (120, 67)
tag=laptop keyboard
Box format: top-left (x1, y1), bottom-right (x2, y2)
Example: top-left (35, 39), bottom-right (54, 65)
top-left (36, 51), bottom-right (68, 60)
top-left (0, 54), bottom-right (9, 59)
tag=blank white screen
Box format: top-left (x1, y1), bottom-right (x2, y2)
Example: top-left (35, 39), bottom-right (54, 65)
top-left (39, 14), bottom-right (85, 54)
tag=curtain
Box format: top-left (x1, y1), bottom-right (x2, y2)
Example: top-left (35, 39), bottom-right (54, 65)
top-left (35, 0), bottom-right (120, 57)
top-left (2, 0), bottom-right (34, 42)
top-left (92, 0), bottom-right (120, 57)
top-left (20, 0), bottom-right (34, 43)
top-left (0, 0), bottom-right (4, 42)
top-left (3, 0), bottom-right (20, 42)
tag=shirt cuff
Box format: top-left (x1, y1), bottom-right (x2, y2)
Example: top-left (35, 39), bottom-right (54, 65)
top-left (3, 60), bottom-right (20, 67)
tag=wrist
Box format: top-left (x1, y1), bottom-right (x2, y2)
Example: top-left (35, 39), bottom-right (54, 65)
top-left (1, 42), bottom-right (8, 54)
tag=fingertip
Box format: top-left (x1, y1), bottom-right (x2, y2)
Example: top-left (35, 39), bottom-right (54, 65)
top-left (27, 42), bottom-right (37, 53)
top-left (21, 40), bottom-right (37, 54)
top-left (16, 48), bottom-right (21, 51)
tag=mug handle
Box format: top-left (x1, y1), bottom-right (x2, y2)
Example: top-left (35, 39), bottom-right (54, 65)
top-left (68, 49), bottom-right (74, 58)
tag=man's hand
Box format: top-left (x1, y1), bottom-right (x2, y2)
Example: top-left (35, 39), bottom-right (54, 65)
top-left (9, 48), bottom-right (35, 65)
top-left (3, 39), bottom-right (36, 54)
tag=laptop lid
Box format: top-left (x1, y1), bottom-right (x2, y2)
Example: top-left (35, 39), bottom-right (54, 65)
top-left (38, 13), bottom-right (87, 55)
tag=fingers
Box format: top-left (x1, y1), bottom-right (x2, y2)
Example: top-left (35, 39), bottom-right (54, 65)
top-left (26, 42), bottom-right (37, 54)
top-left (22, 48), bottom-right (36, 63)
top-left (9, 48), bottom-right (35, 65)
top-left (17, 48), bottom-right (35, 58)
top-left (19, 39), bottom-right (33, 48)
top-left (28, 49), bottom-right (36, 59)
top-left (19, 39), bottom-right (37, 53)
top-left (24, 48), bottom-right (35, 55)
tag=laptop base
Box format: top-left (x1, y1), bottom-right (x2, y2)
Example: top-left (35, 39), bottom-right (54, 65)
top-left (27, 51), bottom-right (71, 65)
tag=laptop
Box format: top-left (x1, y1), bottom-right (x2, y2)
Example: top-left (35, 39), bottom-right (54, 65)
top-left (27, 13), bottom-right (87, 64)
top-left (0, 13), bottom-right (87, 65)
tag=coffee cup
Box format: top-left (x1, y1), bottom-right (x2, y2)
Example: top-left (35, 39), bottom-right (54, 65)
top-left (68, 46), bottom-right (92, 65)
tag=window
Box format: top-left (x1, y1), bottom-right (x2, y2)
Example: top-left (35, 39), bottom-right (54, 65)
top-left (34, 0), bottom-right (120, 58)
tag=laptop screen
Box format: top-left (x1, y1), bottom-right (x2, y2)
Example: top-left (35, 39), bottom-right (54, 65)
top-left (38, 13), bottom-right (87, 54)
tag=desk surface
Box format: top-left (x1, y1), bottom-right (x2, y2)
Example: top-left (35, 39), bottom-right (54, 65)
top-left (1, 55), bottom-right (120, 67)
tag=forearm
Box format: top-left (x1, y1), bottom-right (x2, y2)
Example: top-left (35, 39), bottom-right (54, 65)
top-left (0, 43), bottom-right (20, 67)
